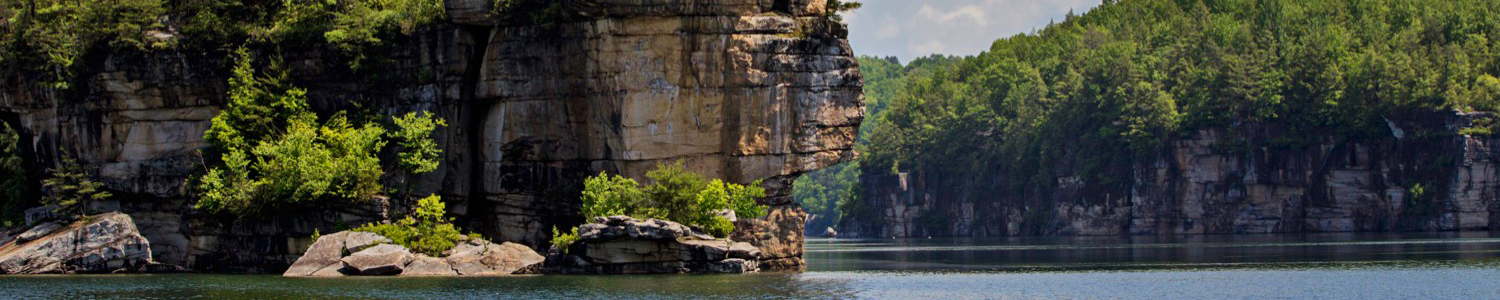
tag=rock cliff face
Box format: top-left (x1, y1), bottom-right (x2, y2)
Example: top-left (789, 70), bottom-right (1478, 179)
top-left (842, 112), bottom-right (1500, 238)
top-left (0, 0), bottom-right (861, 272)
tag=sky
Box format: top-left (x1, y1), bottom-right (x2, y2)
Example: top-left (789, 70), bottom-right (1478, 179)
top-left (843, 0), bottom-right (1101, 62)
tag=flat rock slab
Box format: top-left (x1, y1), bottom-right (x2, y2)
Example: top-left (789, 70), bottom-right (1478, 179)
top-left (283, 231), bottom-right (547, 276)
top-left (15, 221), bottom-right (61, 243)
top-left (482, 242), bottom-right (546, 275)
top-left (340, 244), bottom-right (413, 275)
top-left (401, 255), bottom-right (459, 276)
top-left (342, 232), bottom-right (391, 253)
top-left (0, 212), bottom-right (154, 274)
top-left (283, 232), bottom-right (350, 277)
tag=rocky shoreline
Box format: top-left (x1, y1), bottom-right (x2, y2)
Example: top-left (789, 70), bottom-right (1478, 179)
top-left (282, 231), bottom-right (545, 277)
top-left (0, 213), bottom-right (162, 274)
top-left (279, 216), bottom-right (766, 277)
top-left (2, 213), bottom-right (773, 276)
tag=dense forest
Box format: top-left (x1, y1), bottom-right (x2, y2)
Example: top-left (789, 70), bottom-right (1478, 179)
top-left (794, 0), bottom-right (1500, 234)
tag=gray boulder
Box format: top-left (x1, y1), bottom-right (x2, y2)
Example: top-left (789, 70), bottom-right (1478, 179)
top-left (550, 216), bottom-right (762, 274)
top-left (283, 231), bottom-right (547, 277)
top-left (15, 221), bottom-right (62, 244)
top-left (23, 205), bottom-right (58, 227)
top-left (445, 240), bottom-right (545, 275)
top-left (282, 232), bottom-right (350, 277)
top-left (400, 254), bottom-right (458, 276)
top-left (340, 244), bottom-right (413, 275)
top-left (577, 216), bottom-right (714, 242)
top-left (445, 240), bottom-right (494, 275)
top-left (342, 232), bottom-right (391, 253)
top-left (482, 242), bottom-right (546, 275)
top-left (0, 212), bottom-right (154, 274)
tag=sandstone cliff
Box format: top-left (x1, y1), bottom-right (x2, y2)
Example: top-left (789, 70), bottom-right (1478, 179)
top-left (842, 112), bottom-right (1500, 238)
top-left (0, 0), bottom-right (862, 272)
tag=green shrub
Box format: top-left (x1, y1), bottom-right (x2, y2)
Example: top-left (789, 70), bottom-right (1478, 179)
top-left (1461, 117), bottom-right (1500, 137)
top-left (1, 0), bottom-right (165, 88)
top-left (0, 123), bottom-right (33, 228)
top-left (322, 0), bottom-right (445, 69)
top-left (41, 156), bottom-right (112, 218)
top-left (577, 161), bottom-right (767, 238)
top-left (196, 50), bottom-right (444, 215)
top-left (353, 195), bottom-right (479, 256)
top-left (824, 0), bottom-right (861, 21)
top-left (550, 226), bottom-right (579, 253)
top-left (580, 171), bottom-right (656, 219)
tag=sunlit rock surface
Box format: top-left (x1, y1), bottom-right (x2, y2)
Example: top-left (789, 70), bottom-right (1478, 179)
top-left (0, 0), bottom-right (861, 272)
top-left (0, 213), bottom-right (154, 274)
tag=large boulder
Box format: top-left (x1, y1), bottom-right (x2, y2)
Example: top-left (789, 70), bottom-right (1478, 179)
top-left (0, 212), bottom-right (154, 274)
top-left (283, 231), bottom-right (398, 277)
top-left (401, 254), bottom-right (459, 276)
top-left (549, 216), bottom-right (762, 274)
top-left (282, 232), bottom-right (350, 277)
top-left (445, 240), bottom-right (546, 275)
top-left (282, 231), bottom-right (544, 276)
top-left (340, 244), bottom-right (414, 275)
top-left (14, 221), bottom-right (63, 244)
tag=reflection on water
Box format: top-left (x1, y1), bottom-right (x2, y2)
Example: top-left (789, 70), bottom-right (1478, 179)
top-left (807, 231), bottom-right (1500, 272)
top-left (3, 232), bottom-right (1499, 299)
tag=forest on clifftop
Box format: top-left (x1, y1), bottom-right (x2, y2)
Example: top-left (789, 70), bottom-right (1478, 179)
top-left (795, 0), bottom-right (1500, 233)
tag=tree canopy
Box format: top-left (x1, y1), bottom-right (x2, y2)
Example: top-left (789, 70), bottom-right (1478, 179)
top-left (795, 0), bottom-right (1500, 230)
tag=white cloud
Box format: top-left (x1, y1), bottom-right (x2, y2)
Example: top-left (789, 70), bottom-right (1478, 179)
top-left (917, 4), bottom-right (989, 26)
top-left (910, 40), bottom-right (949, 55)
top-left (845, 0), bottom-right (1101, 61)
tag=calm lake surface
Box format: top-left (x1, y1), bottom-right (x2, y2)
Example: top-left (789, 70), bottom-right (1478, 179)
top-left (4, 232), bottom-right (1500, 299)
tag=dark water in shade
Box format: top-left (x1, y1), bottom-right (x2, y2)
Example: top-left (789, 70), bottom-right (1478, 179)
top-left (5, 232), bottom-right (1500, 299)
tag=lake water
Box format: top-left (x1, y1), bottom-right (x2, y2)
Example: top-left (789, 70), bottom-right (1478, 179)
top-left (4, 232), bottom-right (1500, 299)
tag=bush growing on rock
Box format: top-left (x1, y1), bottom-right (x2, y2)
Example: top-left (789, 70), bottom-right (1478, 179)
top-left (576, 161), bottom-right (767, 238)
top-left (195, 49), bottom-right (445, 215)
top-left (550, 226), bottom-right (579, 253)
top-left (353, 195), bottom-right (479, 256)
top-left (41, 156), bottom-right (112, 218)
top-left (0, 123), bottom-right (33, 227)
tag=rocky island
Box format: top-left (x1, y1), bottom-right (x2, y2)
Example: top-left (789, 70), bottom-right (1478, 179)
top-left (0, 0), bottom-right (863, 274)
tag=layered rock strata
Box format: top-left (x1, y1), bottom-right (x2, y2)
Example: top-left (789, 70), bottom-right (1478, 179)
top-left (843, 112), bottom-right (1500, 238)
top-left (0, 212), bottom-right (154, 274)
top-left (546, 216), bottom-right (762, 274)
top-left (0, 0), bottom-right (861, 272)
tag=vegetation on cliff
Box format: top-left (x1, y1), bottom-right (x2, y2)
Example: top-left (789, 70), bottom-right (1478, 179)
top-left (0, 0), bottom-right (446, 87)
top-left (194, 49), bottom-right (444, 215)
top-left (353, 195), bottom-right (480, 256)
top-left (796, 0), bottom-right (1500, 232)
top-left (40, 156), bottom-right (113, 219)
top-left (567, 162), bottom-right (767, 241)
top-left (0, 124), bottom-right (31, 227)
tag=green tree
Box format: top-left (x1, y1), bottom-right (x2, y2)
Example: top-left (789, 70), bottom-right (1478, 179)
top-left (41, 156), bottom-right (111, 218)
top-left (0, 123), bottom-right (33, 227)
top-left (389, 111), bottom-right (447, 199)
top-left (353, 195), bottom-right (480, 256)
top-left (577, 161), bottom-right (767, 238)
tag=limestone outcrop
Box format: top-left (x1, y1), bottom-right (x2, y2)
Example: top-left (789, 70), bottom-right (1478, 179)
top-left (843, 111), bottom-right (1500, 238)
top-left (0, 212), bottom-right (154, 274)
top-left (0, 0), bottom-right (860, 272)
top-left (546, 216), bottom-right (762, 274)
top-left (283, 231), bottom-right (544, 277)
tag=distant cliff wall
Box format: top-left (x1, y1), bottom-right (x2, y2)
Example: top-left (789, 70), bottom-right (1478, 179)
top-left (842, 112), bottom-right (1500, 238)
top-left (0, 0), bottom-right (862, 272)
